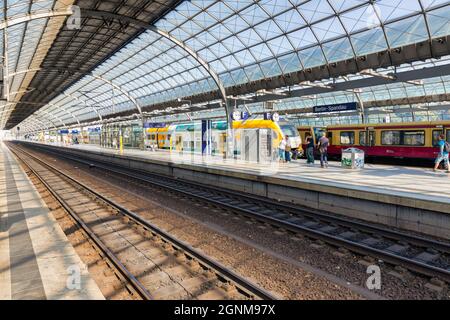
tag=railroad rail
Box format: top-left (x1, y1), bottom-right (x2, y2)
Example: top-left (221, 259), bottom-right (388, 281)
top-left (9, 143), bottom-right (276, 301)
top-left (13, 142), bottom-right (450, 283)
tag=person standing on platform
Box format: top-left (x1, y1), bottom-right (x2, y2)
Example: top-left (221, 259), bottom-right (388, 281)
top-left (434, 134), bottom-right (450, 173)
top-left (306, 135), bottom-right (315, 165)
top-left (317, 132), bottom-right (329, 168)
top-left (285, 135), bottom-right (292, 163)
top-left (279, 136), bottom-right (286, 163)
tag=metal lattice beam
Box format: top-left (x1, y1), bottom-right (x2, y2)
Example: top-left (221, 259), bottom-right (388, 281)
top-left (0, 8), bottom-right (74, 30)
top-left (62, 92), bottom-right (103, 122)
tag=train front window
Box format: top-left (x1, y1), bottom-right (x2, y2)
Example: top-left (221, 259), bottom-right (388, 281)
top-left (340, 132), bottom-right (355, 145)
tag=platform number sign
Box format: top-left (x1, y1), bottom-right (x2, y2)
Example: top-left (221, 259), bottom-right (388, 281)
top-left (263, 112), bottom-right (280, 122)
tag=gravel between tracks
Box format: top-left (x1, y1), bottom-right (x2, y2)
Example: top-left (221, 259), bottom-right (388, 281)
top-left (21, 146), bottom-right (450, 300)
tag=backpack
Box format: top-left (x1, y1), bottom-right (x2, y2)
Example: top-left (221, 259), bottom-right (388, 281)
top-left (445, 141), bottom-right (450, 153)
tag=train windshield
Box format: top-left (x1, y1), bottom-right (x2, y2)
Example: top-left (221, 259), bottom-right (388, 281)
top-left (280, 124), bottom-right (299, 137)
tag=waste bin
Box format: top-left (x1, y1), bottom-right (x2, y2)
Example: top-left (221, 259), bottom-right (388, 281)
top-left (341, 148), bottom-right (365, 169)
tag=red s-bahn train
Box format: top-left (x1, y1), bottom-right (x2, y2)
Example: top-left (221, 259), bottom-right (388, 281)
top-left (298, 121), bottom-right (450, 161)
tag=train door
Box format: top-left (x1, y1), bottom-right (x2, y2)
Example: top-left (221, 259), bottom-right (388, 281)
top-left (176, 135), bottom-right (182, 151)
top-left (365, 129), bottom-right (376, 159)
top-left (358, 129), bottom-right (375, 158)
top-left (446, 128), bottom-right (450, 143)
top-left (313, 127), bottom-right (326, 144)
top-left (220, 133), bottom-right (227, 156)
top-left (361, 129), bottom-right (375, 146)
top-left (368, 130), bottom-right (376, 146)
top-left (432, 129), bottom-right (443, 147)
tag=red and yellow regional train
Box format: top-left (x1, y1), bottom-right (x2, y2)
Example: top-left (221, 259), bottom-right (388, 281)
top-left (298, 121), bottom-right (450, 160)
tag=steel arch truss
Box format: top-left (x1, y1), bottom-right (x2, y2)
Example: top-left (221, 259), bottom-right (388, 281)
top-left (3, 0), bottom-right (450, 132)
top-left (34, 9), bottom-right (231, 127)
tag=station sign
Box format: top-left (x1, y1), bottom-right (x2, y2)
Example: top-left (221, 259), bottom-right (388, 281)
top-left (144, 122), bottom-right (167, 128)
top-left (71, 130), bottom-right (79, 134)
top-left (241, 111), bottom-right (250, 120)
top-left (313, 102), bottom-right (358, 114)
top-left (231, 111), bottom-right (241, 121)
top-left (263, 112), bottom-right (280, 122)
top-left (58, 129), bottom-right (69, 134)
top-left (88, 127), bottom-right (101, 133)
top-left (211, 121), bottom-right (227, 130)
top-left (231, 111), bottom-right (252, 121)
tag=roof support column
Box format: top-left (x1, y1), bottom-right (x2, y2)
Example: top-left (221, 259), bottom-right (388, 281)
top-left (56, 104), bottom-right (81, 126)
top-left (355, 93), bottom-right (366, 124)
top-left (40, 110), bottom-right (66, 128)
top-left (87, 74), bottom-right (147, 149)
top-left (62, 92), bottom-right (103, 122)
top-left (89, 74), bottom-right (143, 116)
top-left (30, 115), bottom-right (51, 131)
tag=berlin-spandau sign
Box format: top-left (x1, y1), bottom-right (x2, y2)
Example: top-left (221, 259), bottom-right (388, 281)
top-left (313, 102), bottom-right (358, 114)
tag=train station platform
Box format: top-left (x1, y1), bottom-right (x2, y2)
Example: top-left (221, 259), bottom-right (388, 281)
top-left (17, 141), bottom-right (450, 240)
top-left (0, 141), bottom-right (104, 300)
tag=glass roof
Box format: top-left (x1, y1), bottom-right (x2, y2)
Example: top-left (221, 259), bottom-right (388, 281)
top-left (0, 0), bottom-right (74, 129)
top-left (28, 57), bottom-right (450, 129)
top-left (5, 0), bottom-right (450, 131)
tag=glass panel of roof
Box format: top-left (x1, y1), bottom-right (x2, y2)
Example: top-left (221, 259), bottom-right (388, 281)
top-left (298, 0), bottom-right (334, 23)
top-left (427, 6), bottom-right (450, 37)
top-left (385, 14), bottom-right (428, 47)
top-left (351, 27), bottom-right (387, 56)
top-left (376, 0), bottom-right (422, 22)
top-left (322, 37), bottom-right (354, 62)
top-left (278, 52), bottom-right (302, 74)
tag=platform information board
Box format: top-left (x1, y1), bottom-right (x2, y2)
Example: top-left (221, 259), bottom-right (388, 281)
top-left (313, 102), bottom-right (357, 114)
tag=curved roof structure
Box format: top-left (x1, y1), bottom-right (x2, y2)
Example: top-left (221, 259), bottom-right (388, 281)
top-left (1, 0), bottom-right (449, 132)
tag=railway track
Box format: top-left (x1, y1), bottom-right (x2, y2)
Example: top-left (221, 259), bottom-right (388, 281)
top-left (13, 143), bottom-right (450, 284)
top-left (9, 144), bottom-right (276, 301)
